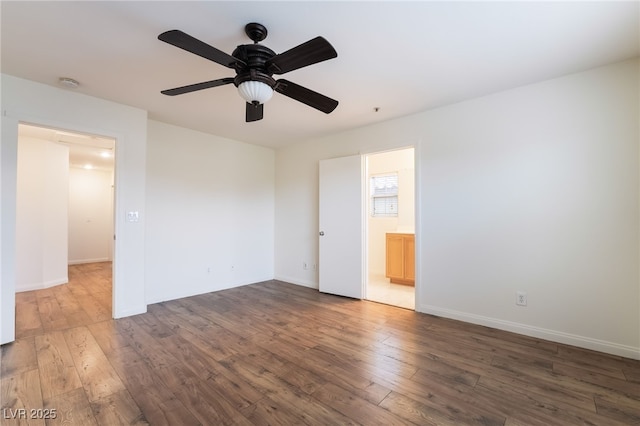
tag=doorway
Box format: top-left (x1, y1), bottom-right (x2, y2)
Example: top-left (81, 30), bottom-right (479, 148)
top-left (15, 123), bottom-right (115, 310)
top-left (365, 148), bottom-right (415, 309)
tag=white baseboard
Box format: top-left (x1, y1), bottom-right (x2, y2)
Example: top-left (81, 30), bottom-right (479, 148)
top-left (113, 305), bottom-right (147, 319)
top-left (418, 304), bottom-right (640, 361)
top-left (145, 276), bottom-right (276, 306)
top-left (68, 257), bottom-right (111, 265)
top-left (16, 277), bottom-right (68, 293)
top-left (274, 274), bottom-right (318, 289)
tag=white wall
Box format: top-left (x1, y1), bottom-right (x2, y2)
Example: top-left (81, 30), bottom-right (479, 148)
top-left (367, 149), bottom-right (415, 277)
top-left (68, 167), bottom-right (114, 264)
top-left (1, 74), bottom-right (148, 344)
top-left (145, 120), bottom-right (275, 304)
top-left (16, 137), bottom-right (69, 291)
top-left (275, 59), bottom-right (640, 359)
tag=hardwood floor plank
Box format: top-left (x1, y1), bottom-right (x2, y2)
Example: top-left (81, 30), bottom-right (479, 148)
top-left (43, 387), bottom-right (98, 426)
top-left (222, 354), bottom-right (357, 425)
top-left (379, 390), bottom-right (500, 426)
top-left (373, 334), bottom-right (497, 380)
top-left (107, 350), bottom-right (203, 425)
top-left (372, 366), bottom-right (507, 426)
top-left (410, 358), bottom-right (480, 388)
top-left (381, 333), bottom-right (495, 365)
top-left (312, 338), bottom-right (418, 380)
top-left (51, 286), bottom-right (93, 329)
top-left (623, 367), bottom-right (640, 384)
top-left (34, 332), bottom-right (83, 401)
top-left (172, 378), bottom-right (253, 426)
top-left (553, 361), bottom-right (640, 400)
top-left (158, 333), bottom-right (225, 377)
top-left (594, 395), bottom-right (640, 424)
top-left (241, 345), bottom-right (327, 395)
top-left (147, 299), bottom-right (193, 318)
top-left (0, 338), bottom-right (38, 378)
top-left (190, 358), bottom-right (266, 411)
top-left (431, 319), bottom-right (559, 357)
top-left (240, 396), bottom-right (311, 426)
top-left (249, 332), bottom-right (375, 393)
top-left (36, 294), bottom-right (69, 332)
top-left (75, 294), bottom-right (111, 323)
top-left (129, 389), bottom-right (200, 426)
top-left (132, 312), bottom-right (175, 339)
top-left (86, 321), bottom-right (129, 357)
top-left (89, 389), bottom-right (148, 426)
top-left (14, 297), bottom-right (44, 338)
top-left (481, 364), bottom-right (597, 413)
top-left (0, 369), bottom-right (45, 426)
top-left (313, 382), bottom-right (412, 426)
top-left (107, 346), bottom-right (170, 394)
top-left (477, 376), bottom-right (632, 426)
top-left (113, 318), bottom-right (179, 369)
top-left (63, 326), bottom-right (126, 402)
top-left (491, 353), bottom-right (638, 404)
top-left (177, 322), bottom-right (247, 362)
top-left (474, 379), bottom-right (592, 426)
top-left (557, 344), bottom-right (640, 371)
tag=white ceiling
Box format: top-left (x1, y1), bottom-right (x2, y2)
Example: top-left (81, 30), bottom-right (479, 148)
top-left (2, 1), bottom-right (638, 149)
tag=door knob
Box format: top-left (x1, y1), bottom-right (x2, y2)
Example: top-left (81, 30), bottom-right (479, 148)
top-left (319, 231), bottom-right (325, 236)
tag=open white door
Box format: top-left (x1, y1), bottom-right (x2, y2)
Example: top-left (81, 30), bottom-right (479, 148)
top-left (319, 155), bottom-right (364, 299)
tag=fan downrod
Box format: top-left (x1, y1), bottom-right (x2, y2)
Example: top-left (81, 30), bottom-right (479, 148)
top-left (245, 23), bottom-right (268, 43)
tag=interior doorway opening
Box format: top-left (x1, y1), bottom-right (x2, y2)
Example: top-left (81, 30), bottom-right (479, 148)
top-left (365, 147), bottom-right (415, 310)
top-left (15, 123), bottom-right (116, 320)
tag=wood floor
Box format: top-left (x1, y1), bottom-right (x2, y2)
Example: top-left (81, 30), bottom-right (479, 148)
top-left (1, 263), bottom-right (639, 425)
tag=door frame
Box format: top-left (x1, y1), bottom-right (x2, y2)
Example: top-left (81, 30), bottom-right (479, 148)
top-left (363, 145), bottom-right (419, 310)
top-left (1, 116), bottom-right (121, 344)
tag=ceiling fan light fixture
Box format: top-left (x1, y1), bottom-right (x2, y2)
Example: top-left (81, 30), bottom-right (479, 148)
top-left (158, 23), bottom-right (338, 121)
top-left (237, 80), bottom-right (273, 104)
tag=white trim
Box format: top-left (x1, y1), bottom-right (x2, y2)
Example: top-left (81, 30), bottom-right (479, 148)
top-left (113, 305), bottom-right (147, 319)
top-left (274, 274), bottom-right (318, 289)
top-left (1, 115), bottom-right (18, 344)
top-left (146, 278), bottom-right (279, 306)
top-left (68, 258), bottom-right (111, 265)
top-left (418, 304), bottom-right (640, 360)
top-left (413, 140), bottom-right (422, 313)
top-left (360, 154), bottom-right (367, 300)
top-left (15, 277), bottom-right (68, 293)
top-left (363, 156), bottom-right (370, 301)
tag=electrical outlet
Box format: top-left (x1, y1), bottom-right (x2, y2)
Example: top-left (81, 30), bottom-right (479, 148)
top-left (516, 291), bottom-right (527, 306)
top-left (303, 262), bottom-right (308, 270)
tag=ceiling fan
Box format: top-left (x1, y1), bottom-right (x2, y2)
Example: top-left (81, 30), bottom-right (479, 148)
top-left (158, 23), bottom-right (339, 122)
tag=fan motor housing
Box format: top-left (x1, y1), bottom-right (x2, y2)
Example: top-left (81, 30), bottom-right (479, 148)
top-left (232, 44), bottom-right (277, 88)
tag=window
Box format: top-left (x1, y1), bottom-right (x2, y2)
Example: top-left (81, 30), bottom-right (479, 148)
top-left (370, 173), bottom-right (398, 217)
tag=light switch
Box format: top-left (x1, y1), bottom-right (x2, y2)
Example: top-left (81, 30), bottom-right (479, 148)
top-left (127, 211), bottom-right (139, 222)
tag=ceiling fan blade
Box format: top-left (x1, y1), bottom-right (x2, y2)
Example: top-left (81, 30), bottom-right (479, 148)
top-left (246, 102), bottom-right (264, 122)
top-left (158, 30), bottom-right (245, 68)
top-left (161, 78), bottom-right (234, 96)
top-left (275, 79), bottom-right (338, 114)
top-left (266, 37), bottom-right (337, 74)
